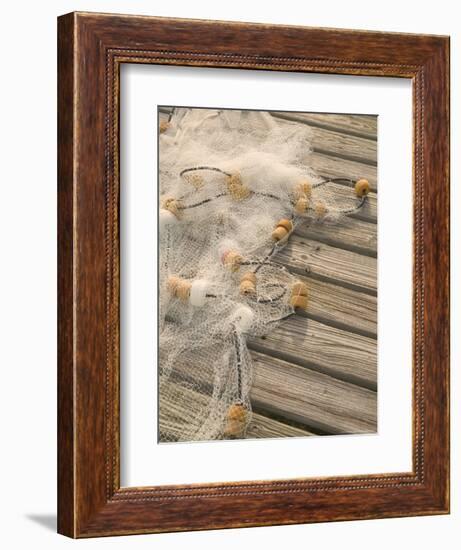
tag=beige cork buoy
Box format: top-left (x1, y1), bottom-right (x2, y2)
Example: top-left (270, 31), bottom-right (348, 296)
top-left (159, 120), bottom-right (170, 133)
top-left (162, 197), bottom-right (181, 219)
top-left (222, 250), bottom-right (243, 272)
top-left (240, 271), bottom-right (256, 295)
top-left (290, 280), bottom-right (308, 311)
top-left (355, 178), bottom-right (370, 197)
top-left (291, 295), bottom-right (308, 311)
top-left (294, 178), bottom-right (313, 199)
top-left (227, 173), bottom-right (251, 200)
top-left (291, 281), bottom-right (308, 298)
top-left (314, 201), bottom-right (328, 218)
top-left (272, 218), bottom-right (293, 241)
top-left (295, 196), bottom-right (309, 214)
top-left (224, 403), bottom-right (248, 437)
top-left (167, 275), bottom-right (192, 302)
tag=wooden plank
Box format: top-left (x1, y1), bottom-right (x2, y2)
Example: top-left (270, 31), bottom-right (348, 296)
top-left (299, 275), bottom-right (377, 338)
top-left (159, 380), bottom-right (314, 441)
top-left (309, 152), bottom-right (377, 192)
top-left (246, 412), bottom-right (315, 439)
top-left (248, 316), bottom-right (377, 390)
top-left (275, 234), bottom-right (377, 295)
top-left (295, 217), bottom-right (377, 258)
top-left (250, 351), bottom-right (377, 434)
top-left (271, 111), bottom-right (377, 140)
top-left (274, 116), bottom-right (377, 165)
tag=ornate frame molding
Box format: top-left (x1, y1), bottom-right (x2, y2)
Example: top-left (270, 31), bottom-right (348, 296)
top-left (58, 12), bottom-right (449, 537)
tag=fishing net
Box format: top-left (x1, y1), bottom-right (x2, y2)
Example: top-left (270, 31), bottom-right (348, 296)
top-left (158, 107), bottom-right (370, 442)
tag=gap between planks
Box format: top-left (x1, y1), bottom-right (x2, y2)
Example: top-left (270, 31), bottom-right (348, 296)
top-left (250, 351), bottom-right (376, 434)
top-left (248, 314), bottom-right (377, 391)
top-left (275, 234), bottom-right (377, 296)
top-left (273, 113), bottom-right (377, 166)
top-left (298, 274), bottom-right (376, 339)
top-left (270, 111), bottom-right (378, 141)
top-left (295, 217), bottom-right (377, 258)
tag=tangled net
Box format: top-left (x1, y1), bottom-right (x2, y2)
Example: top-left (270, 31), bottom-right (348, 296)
top-left (158, 108), bottom-right (370, 442)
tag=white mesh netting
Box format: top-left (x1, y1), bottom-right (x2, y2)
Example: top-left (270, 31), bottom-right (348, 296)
top-left (158, 108), bottom-right (369, 442)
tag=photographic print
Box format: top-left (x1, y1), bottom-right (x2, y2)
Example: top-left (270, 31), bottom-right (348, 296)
top-left (158, 106), bottom-right (377, 443)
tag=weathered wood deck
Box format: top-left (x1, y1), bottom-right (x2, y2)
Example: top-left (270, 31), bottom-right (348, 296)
top-left (159, 108), bottom-right (377, 439)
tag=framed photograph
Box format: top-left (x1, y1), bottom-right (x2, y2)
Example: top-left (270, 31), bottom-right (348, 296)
top-left (58, 12), bottom-right (450, 537)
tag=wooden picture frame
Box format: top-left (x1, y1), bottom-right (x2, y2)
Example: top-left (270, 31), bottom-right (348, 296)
top-left (57, 12), bottom-right (450, 538)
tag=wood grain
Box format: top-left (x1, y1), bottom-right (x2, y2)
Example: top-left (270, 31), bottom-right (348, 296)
top-left (276, 234), bottom-right (377, 294)
top-left (57, 12), bottom-right (75, 537)
top-left (295, 217), bottom-right (377, 257)
top-left (249, 316), bottom-right (377, 389)
top-left (309, 152), bottom-right (377, 192)
top-left (271, 111), bottom-right (378, 140)
top-left (245, 412), bottom-right (315, 438)
top-left (58, 11), bottom-right (449, 538)
top-left (300, 275), bottom-right (377, 338)
top-left (251, 351), bottom-right (376, 434)
top-left (276, 116), bottom-right (377, 165)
